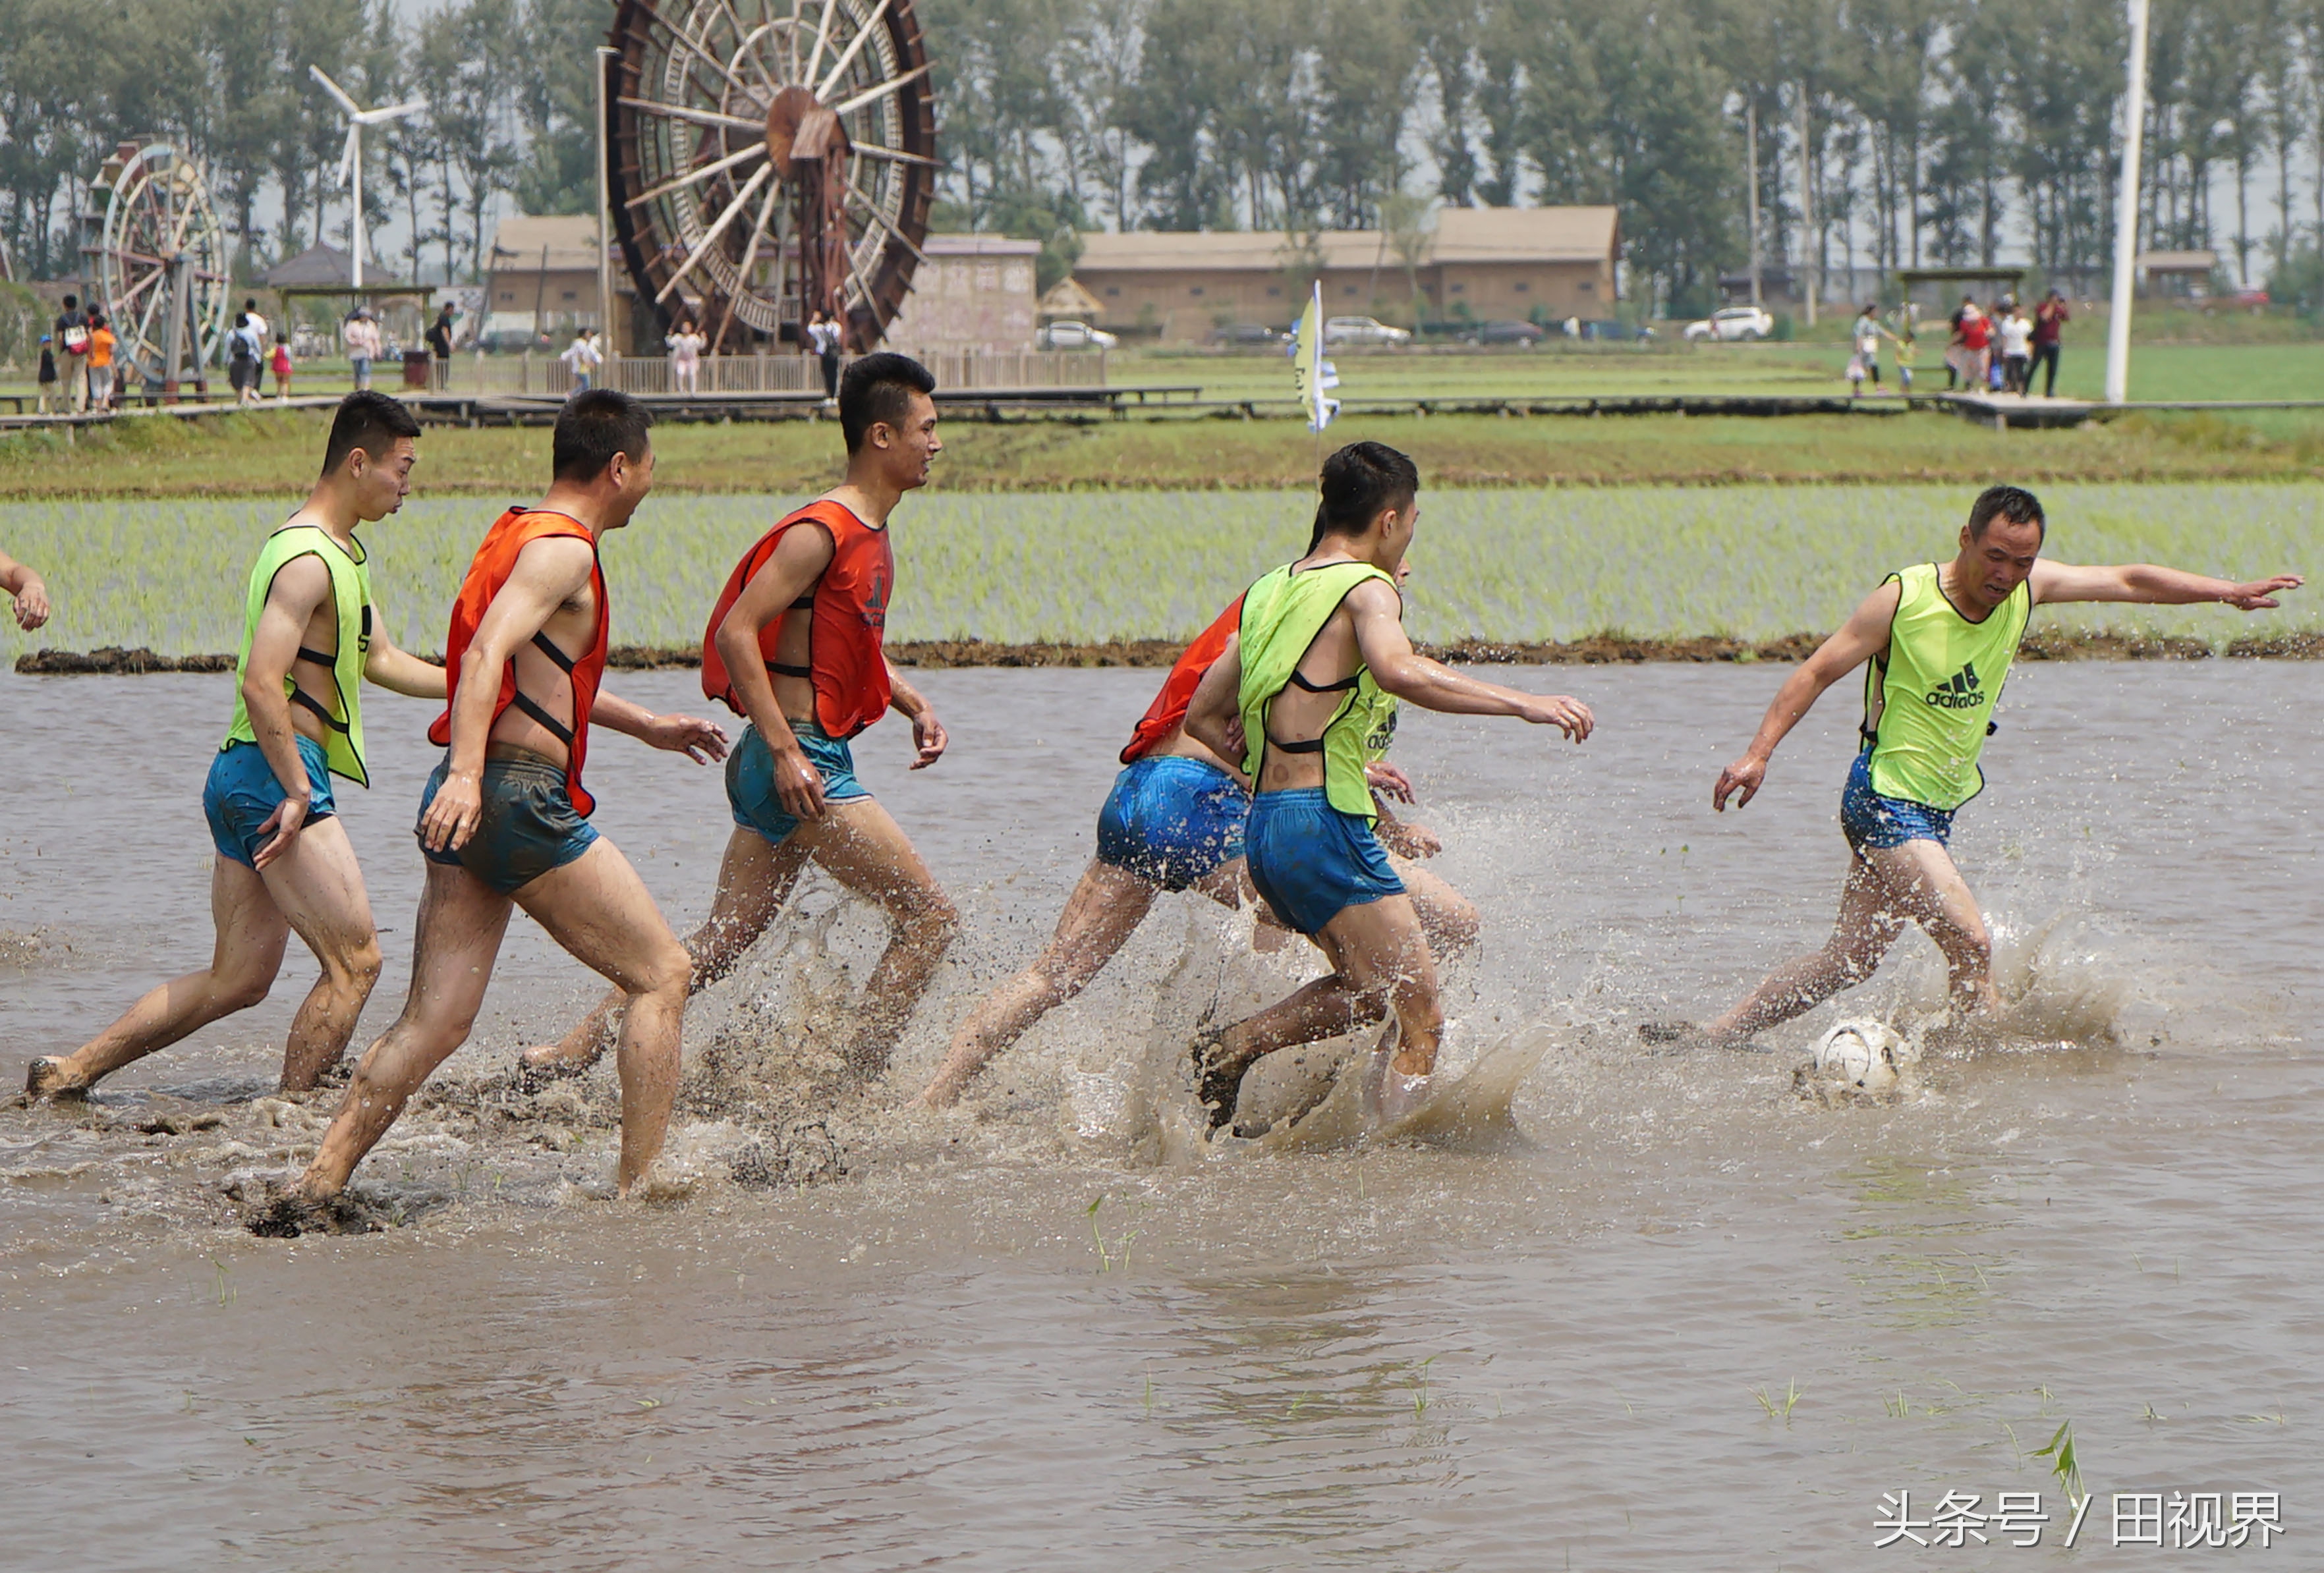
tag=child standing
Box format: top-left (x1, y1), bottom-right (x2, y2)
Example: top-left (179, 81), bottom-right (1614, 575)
top-left (271, 335), bottom-right (295, 402)
top-left (36, 334), bottom-right (57, 414)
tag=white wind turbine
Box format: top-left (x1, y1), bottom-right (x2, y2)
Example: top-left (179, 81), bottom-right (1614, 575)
top-left (309, 65), bottom-right (426, 289)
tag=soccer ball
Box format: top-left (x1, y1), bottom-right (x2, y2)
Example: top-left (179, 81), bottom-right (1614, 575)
top-left (1809, 1020), bottom-right (1908, 1095)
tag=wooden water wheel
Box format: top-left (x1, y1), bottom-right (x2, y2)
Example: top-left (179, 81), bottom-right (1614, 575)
top-left (606, 0), bottom-right (937, 352)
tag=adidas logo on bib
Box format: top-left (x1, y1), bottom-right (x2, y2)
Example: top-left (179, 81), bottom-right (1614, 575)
top-left (1924, 661), bottom-right (1987, 709)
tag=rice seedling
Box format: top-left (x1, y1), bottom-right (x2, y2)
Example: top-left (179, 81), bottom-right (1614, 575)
top-left (1750, 1377), bottom-right (1802, 1423)
top-left (4, 482), bottom-right (2315, 659)
top-left (2031, 1420), bottom-right (2087, 1509)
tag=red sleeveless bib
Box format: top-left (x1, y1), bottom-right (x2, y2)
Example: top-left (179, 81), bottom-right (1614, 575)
top-left (701, 498), bottom-right (894, 740)
top-left (1121, 596), bottom-right (1243, 764)
top-left (428, 507), bottom-right (609, 815)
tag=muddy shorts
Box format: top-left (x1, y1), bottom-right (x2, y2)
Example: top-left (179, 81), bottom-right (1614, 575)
top-left (1243, 787), bottom-right (1404, 937)
top-left (726, 719), bottom-right (871, 847)
top-left (418, 748), bottom-right (598, 895)
top-left (204, 736), bottom-right (337, 868)
top-left (1841, 750), bottom-right (1956, 852)
top-left (1095, 754), bottom-right (1249, 893)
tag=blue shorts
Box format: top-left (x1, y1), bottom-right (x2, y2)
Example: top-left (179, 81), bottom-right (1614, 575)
top-left (1094, 754), bottom-right (1249, 892)
top-left (204, 737), bottom-right (338, 868)
top-left (1841, 750), bottom-right (1956, 851)
top-left (418, 748), bottom-right (599, 895)
top-left (727, 719), bottom-right (872, 847)
top-left (1243, 787), bottom-right (1405, 937)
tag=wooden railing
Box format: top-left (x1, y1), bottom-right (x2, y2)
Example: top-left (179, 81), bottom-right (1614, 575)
top-left (433, 348), bottom-right (1108, 398)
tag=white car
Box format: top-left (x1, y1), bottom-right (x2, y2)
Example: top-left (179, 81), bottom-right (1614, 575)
top-left (1322, 315), bottom-right (1411, 346)
top-left (1683, 306), bottom-right (1775, 342)
top-left (1038, 319), bottom-right (1118, 350)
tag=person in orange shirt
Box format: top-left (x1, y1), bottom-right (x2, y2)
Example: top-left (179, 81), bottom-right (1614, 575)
top-left (86, 310), bottom-right (117, 411)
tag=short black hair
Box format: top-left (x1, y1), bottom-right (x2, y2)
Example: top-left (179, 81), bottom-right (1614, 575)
top-left (1968, 483), bottom-right (2046, 540)
top-left (322, 390), bottom-right (422, 476)
top-left (553, 389), bottom-right (654, 481)
top-left (1309, 441), bottom-right (1420, 550)
top-left (63, 293), bottom-right (77, 308)
top-left (839, 351), bottom-right (935, 454)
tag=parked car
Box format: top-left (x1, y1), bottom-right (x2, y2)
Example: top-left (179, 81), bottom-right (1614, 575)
top-left (1038, 319), bottom-right (1118, 349)
top-left (1463, 319), bottom-right (1545, 346)
top-left (1210, 321), bottom-right (1283, 346)
top-left (1682, 306), bottom-right (1775, 342)
top-left (1322, 315), bottom-right (1412, 346)
top-left (1576, 319), bottom-right (1649, 341)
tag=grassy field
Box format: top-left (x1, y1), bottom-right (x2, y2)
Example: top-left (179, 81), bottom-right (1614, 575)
top-left (4, 395), bottom-right (2321, 503)
top-left (5, 483), bottom-right (2312, 662)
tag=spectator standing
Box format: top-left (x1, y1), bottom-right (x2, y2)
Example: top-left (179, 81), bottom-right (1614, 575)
top-left (2031, 290), bottom-right (2069, 397)
top-left (241, 296), bottom-right (269, 348)
top-left (1891, 315), bottom-right (1918, 392)
top-left (667, 318), bottom-right (704, 395)
top-left (1957, 302), bottom-right (1992, 393)
top-left (344, 308), bottom-right (383, 391)
top-left (271, 334), bottom-right (295, 401)
top-left (1998, 306), bottom-right (2033, 395)
top-left (36, 334), bottom-right (57, 415)
top-left (86, 310), bottom-right (117, 411)
top-left (1944, 294), bottom-right (1973, 389)
top-left (1850, 304), bottom-right (1887, 394)
top-left (426, 301), bottom-right (457, 390)
top-left (560, 327), bottom-right (602, 393)
top-left (229, 311), bottom-right (263, 406)
top-left (808, 308), bottom-right (840, 401)
top-left (54, 292), bottom-right (92, 414)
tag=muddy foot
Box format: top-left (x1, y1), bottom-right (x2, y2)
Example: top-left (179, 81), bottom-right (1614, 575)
top-left (515, 1047), bottom-right (597, 1096)
top-left (24, 1057), bottom-right (89, 1101)
top-left (1189, 1032), bottom-right (1250, 1134)
top-left (242, 1180), bottom-right (385, 1238)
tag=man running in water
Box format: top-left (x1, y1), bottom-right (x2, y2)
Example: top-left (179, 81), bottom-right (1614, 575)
top-left (913, 553), bottom-right (1476, 1113)
top-left (29, 393), bottom-right (445, 1099)
top-left (1183, 441), bottom-right (1594, 1127)
top-left (268, 391), bottom-right (727, 1219)
top-left (519, 353), bottom-right (957, 1085)
top-left (0, 545), bottom-right (49, 630)
top-left (1649, 483), bottom-right (2301, 1048)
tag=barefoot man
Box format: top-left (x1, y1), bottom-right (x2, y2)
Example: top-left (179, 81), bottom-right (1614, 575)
top-left (521, 353), bottom-right (957, 1086)
top-left (0, 543), bottom-right (49, 630)
top-left (1649, 484), bottom-right (2302, 1049)
top-left (915, 557), bottom-right (1477, 1113)
top-left (29, 393), bottom-right (445, 1099)
top-left (1183, 441), bottom-right (1594, 1128)
top-left (279, 391), bottom-right (727, 1213)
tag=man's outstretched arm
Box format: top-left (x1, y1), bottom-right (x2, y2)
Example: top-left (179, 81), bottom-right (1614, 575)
top-left (1714, 579), bottom-right (1902, 812)
top-left (2029, 559), bottom-right (2302, 610)
top-left (0, 547), bottom-right (48, 631)
top-left (1349, 580), bottom-right (1592, 740)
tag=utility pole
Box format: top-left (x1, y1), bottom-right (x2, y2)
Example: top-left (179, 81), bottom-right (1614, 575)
top-left (1745, 98), bottom-right (1763, 307)
top-left (1798, 88), bottom-right (1816, 327)
top-left (2105, 0), bottom-right (2151, 405)
top-left (596, 45), bottom-right (619, 354)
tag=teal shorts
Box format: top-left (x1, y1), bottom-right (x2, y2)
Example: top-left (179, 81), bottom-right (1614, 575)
top-left (727, 719), bottom-right (872, 846)
top-left (418, 749), bottom-right (599, 895)
top-left (1243, 787), bottom-right (1404, 937)
top-left (204, 736), bottom-right (337, 868)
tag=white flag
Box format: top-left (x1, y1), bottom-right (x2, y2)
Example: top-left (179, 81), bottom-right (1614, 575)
top-left (1291, 281), bottom-right (1340, 433)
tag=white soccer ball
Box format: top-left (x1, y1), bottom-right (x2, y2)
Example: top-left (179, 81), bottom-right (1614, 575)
top-left (1811, 1020), bottom-right (1905, 1092)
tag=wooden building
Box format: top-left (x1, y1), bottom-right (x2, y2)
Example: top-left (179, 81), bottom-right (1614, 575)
top-left (1067, 207), bottom-right (1620, 340)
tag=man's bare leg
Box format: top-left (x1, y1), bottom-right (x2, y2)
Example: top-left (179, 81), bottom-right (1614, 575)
top-left (295, 862), bottom-right (514, 1201)
top-left (522, 826), bottom-right (811, 1078)
top-left (1699, 839), bottom-right (1993, 1043)
top-left (30, 856), bottom-right (291, 1098)
top-left (917, 861), bottom-right (1158, 1108)
top-left (511, 841), bottom-right (695, 1192)
top-left (257, 819), bottom-right (386, 1090)
top-left (789, 799), bottom-right (959, 1073)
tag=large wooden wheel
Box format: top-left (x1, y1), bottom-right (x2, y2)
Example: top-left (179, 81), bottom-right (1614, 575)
top-left (82, 141), bottom-right (229, 383)
top-left (607, 0), bottom-right (937, 352)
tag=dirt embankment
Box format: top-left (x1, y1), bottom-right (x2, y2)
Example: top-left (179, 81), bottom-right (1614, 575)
top-left (20, 630), bottom-right (2322, 676)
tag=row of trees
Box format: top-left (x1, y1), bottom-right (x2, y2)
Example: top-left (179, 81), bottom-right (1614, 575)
top-left (3, 0), bottom-right (2321, 315)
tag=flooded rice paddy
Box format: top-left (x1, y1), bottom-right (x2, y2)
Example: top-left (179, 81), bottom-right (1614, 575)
top-left (1, 658), bottom-right (2317, 1570)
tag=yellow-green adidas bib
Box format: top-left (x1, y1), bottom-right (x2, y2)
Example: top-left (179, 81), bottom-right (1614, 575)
top-left (1861, 561), bottom-right (2029, 811)
top-left (1237, 559), bottom-right (1399, 819)
top-left (223, 524), bottom-right (375, 786)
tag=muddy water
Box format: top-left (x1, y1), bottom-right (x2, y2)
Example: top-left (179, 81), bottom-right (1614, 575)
top-left (1, 661), bottom-right (2317, 1571)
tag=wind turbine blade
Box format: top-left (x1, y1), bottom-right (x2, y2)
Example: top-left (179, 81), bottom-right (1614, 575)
top-left (654, 162), bottom-right (775, 303)
top-left (308, 65), bottom-right (362, 117)
top-left (830, 61), bottom-right (928, 119)
top-left (339, 128), bottom-right (359, 190)
top-left (356, 100), bottom-right (430, 124)
top-left (816, 0), bottom-right (891, 100)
